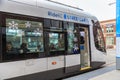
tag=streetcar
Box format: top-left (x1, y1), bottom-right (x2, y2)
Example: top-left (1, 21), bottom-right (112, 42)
top-left (0, 0), bottom-right (106, 80)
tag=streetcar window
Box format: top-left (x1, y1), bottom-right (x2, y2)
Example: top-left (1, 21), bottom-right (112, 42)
top-left (44, 19), bottom-right (50, 28)
top-left (51, 20), bottom-right (59, 28)
top-left (80, 36), bottom-right (85, 44)
top-left (4, 18), bottom-right (44, 60)
top-left (44, 19), bottom-right (63, 30)
top-left (65, 23), bottom-right (74, 53)
top-left (93, 21), bottom-right (106, 52)
top-left (80, 29), bottom-right (85, 44)
top-left (66, 22), bottom-right (79, 54)
top-left (6, 18), bottom-right (44, 52)
top-left (51, 20), bottom-right (63, 29)
top-left (49, 33), bottom-right (65, 51)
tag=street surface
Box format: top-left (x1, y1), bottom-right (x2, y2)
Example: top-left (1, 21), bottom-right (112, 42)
top-left (105, 49), bottom-right (116, 65)
top-left (63, 49), bottom-right (116, 80)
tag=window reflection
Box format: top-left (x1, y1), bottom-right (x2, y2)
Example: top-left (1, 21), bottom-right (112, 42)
top-left (66, 23), bottom-right (74, 53)
top-left (80, 31), bottom-right (85, 44)
top-left (93, 21), bottom-right (106, 52)
top-left (65, 22), bottom-right (79, 54)
top-left (6, 18), bottom-right (44, 56)
top-left (49, 33), bottom-right (65, 51)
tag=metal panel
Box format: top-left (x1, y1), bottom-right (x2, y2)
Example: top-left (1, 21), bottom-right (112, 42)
top-left (47, 56), bottom-right (64, 70)
top-left (0, 61), bottom-right (25, 80)
top-left (37, 0), bottom-right (69, 13)
top-left (0, 58), bottom-right (48, 80)
top-left (0, 0), bottom-right (39, 16)
top-left (65, 54), bottom-right (80, 67)
top-left (65, 54), bottom-right (80, 73)
top-left (0, 0), bottom-right (98, 24)
top-left (24, 58), bottom-right (47, 75)
top-left (8, 0), bottom-right (37, 6)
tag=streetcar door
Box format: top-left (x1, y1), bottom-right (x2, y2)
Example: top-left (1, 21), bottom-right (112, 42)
top-left (64, 23), bottom-right (81, 73)
top-left (79, 27), bottom-right (91, 70)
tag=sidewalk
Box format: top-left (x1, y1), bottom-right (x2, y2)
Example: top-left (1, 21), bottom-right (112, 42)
top-left (89, 70), bottom-right (120, 80)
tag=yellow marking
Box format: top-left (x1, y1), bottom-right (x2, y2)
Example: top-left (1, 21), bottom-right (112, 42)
top-left (80, 66), bottom-right (91, 71)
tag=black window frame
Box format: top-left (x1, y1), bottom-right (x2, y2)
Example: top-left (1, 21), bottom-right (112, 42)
top-left (44, 19), bottom-right (63, 30)
top-left (44, 19), bottom-right (66, 57)
top-left (1, 12), bottom-right (46, 62)
top-left (47, 31), bottom-right (66, 56)
top-left (0, 12), bottom-right (3, 62)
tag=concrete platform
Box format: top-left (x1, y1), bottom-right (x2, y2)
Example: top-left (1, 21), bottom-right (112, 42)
top-left (89, 70), bottom-right (120, 80)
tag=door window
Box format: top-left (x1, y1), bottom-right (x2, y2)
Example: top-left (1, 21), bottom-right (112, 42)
top-left (64, 22), bottom-right (80, 54)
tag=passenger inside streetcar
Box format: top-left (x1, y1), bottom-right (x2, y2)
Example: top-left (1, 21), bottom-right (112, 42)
top-left (6, 42), bottom-right (18, 54)
top-left (50, 43), bottom-right (56, 50)
top-left (19, 43), bottom-right (30, 53)
top-left (36, 45), bottom-right (42, 52)
top-left (5, 42), bottom-right (18, 60)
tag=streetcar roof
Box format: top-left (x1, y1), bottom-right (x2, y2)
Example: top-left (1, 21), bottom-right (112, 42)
top-left (0, 0), bottom-right (98, 24)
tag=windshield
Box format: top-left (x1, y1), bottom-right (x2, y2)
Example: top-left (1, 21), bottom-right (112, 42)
top-left (93, 21), bottom-right (106, 52)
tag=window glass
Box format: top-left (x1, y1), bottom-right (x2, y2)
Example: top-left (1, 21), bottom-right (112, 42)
top-left (44, 19), bottom-right (63, 30)
top-left (49, 33), bottom-right (65, 51)
top-left (106, 23), bottom-right (114, 33)
top-left (106, 36), bottom-right (114, 45)
top-left (51, 20), bottom-right (59, 28)
top-left (106, 27), bottom-right (114, 33)
top-left (44, 19), bottom-right (51, 28)
top-left (97, 28), bottom-right (105, 49)
top-left (80, 28), bottom-right (85, 44)
top-left (67, 23), bottom-right (74, 52)
top-left (5, 18), bottom-right (44, 58)
top-left (93, 21), bottom-right (106, 52)
top-left (66, 23), bottom-right (79, 54)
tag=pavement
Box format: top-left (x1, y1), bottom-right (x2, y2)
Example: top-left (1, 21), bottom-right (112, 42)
top-left (89, 70), bottom-right (120, 80)
top-left (105, 49), bottom-right (116, 65)
top-left (89, 49), bottom-right (120, 80)
top-left (63, 49), bottom-right (117, 80)
top-left (63, 64), bottom-right (116, 80)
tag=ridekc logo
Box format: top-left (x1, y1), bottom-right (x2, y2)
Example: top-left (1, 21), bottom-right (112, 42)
top-left (64, 13), bottom-right (88, 23)
top-left (48, 11), bottom-right (62, 18)
top-left (48, 11), bottom-right (88, 24)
